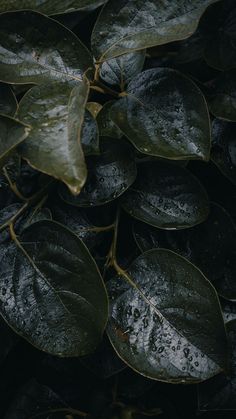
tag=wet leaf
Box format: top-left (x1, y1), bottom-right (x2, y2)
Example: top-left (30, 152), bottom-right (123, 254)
top-left (0, 220), bottom-right (108, 356)
top-left (111, 68), bottom-right (211, 160)
top-left (0, 83), bottom-right (17, 116)
top-left (0, 114), bottom-right (30, 163)
top-left (0, 1), bottom-right (106, 15)
top-left (17, 80), bottom-right (88, 194)
top-left (211, 119), bottom-right (236, 185)
top-left (208, 71), bottom-right (236, 121)
top-left (107, 249), bottom-right (227, 383)
top-left (121, 161), bottom-right (209, 230)
top-left (100, 50), bottom-right (146, 89)
top-left (81, 109), bottom-right (99, 155)
top-left (0, 10), bottom-right (93, 84)
top-left (97, 101), bottom-right (122, 139)
top-left (92, 0), bottom-right (218, 61)
top-left (59, 137), bottom-right (137, 206)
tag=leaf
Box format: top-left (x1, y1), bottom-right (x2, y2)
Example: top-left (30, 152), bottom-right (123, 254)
top-left (92, 0), bottom-right (219, 61)
top-left (107, 249), bottom-right (227, 383)
top-left (211, 119), bottom-right (236, 185)
top-left (17, 80), bottom-right (88, 195)
top-left (0, 10), bottom-right (93, 85)
top-left (0, 114), bottom-right (30, 163)
top-left (81, 109), bottom-right (99, 155)
top-left (0, 220), bottom-right (108, 356)
top-left (0, 1), bottom-right (106, 15)
top-left (221, 299), bottom-right (236, 324)
top-left (121, 161), bottom-right (209, 230)
top-left (100, 50), bottom-right (145, 89)
top-left (110, 68), bottom-right (211, 160)
top-left (0, 83), bottom-right (17, 116)
top-left (97, 101), bottom-right (122, 139)
top-left (59, 137), bottom-right (137, 206)
top-left (133, 202), bottom-right (236, 300)
top-left (86, 101), bottom-right (103, 118)
top-left (208, 71), bottom-right (236, 121)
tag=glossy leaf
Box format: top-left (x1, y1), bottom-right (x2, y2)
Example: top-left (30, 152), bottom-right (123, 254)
top-left (0, 114), bottom-right (30, 163)
top-left (133, 202), bottom-right (236, 300)
top-left (0, 1), bottom-right (106, 15)
top-left (121, 161), bottom-right (209, 230)
top-left (59, 137), bottom-right (137, 206)
top-left (208, 71), bottom-right (236, 121)
top-left (211, 119), bottom-right (236, 185)
top-left (81, 110), bottom-right (99, 155)
top-left (100, 50), bottom-right (146, 88)
top-left (97, 101), bottom-right (122, 139)
top-left (111, 68), bottom-right (211, 160)
top-left (0, 220), bottom-right (108, 356)
top-left (92, 0), bottom-right (218, 61)
top-left (0, 83), bottom-right (17, 116)
top-left (17, 81), bottom-right (88, 194)
top-left (107, 249), bottom-right (227, 383)
top-left (0, 11), bottom-right (93, 84)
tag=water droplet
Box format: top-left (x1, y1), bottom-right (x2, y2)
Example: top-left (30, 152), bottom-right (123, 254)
top-left (158, 346), bottom-right (164, 353)
top-left (134, 308), bottom-right (140, 319)
top-left (100, 177), bottom-right (104, 183)
top-left (152, 344), bottom-right (157, 352)
top-left (183, 348), bottom-right (190, 358)
top-left (143, 318), bottom-right (149, 328)
top-left (194, 362), bottom-right (199, 367)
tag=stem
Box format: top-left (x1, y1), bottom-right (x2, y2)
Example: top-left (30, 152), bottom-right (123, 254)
top-left (0, 202), bottom-right (29, 233)
top-left (90, 80), bottom-right (120, 98)
top-left (77, 223), bottom-right (115, 233)
top-left (28, 407), bottom-right (88, 419)
top-left (2, 166), bottom-right (27, 201)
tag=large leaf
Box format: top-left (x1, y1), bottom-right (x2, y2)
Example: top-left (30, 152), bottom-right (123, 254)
top-left (208, 71), bottom-right (236, 121)
top-left (0, 1), bottom-right (106, 15)
top-left (100, 50), bottom-right (145, 88)
top-left (0, 83), bottom-right (17, 116)
top-left (121, 161), bottom-right (209, 229)
top-left (107, 249), bottom-right (227, 383)
top-left (59, 137), bottom-right (137, 206)
top-left (133, 202), bottom-right (236, 300)
top-left (0, 220), bottom-right (108, 356)
top-left (0, 114), bottom-right (30, 163)
top-left (111, 68), bottom-right (211, 160)
top-left (17, 81), bottom-right (88, 194)
top-left (211, 119), bottom-right (236, 185)
top-left (92, 0), bottom-right (219, 61)
top-left (0, 11), bottom-right (93, 85)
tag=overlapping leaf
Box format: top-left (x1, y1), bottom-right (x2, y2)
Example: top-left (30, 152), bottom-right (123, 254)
top-left (0, 83), bottom-right (17, 116)
top-left (0, 114), bottom-right (30, 164)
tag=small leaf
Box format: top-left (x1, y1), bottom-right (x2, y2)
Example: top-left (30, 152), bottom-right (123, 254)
top-left (0, 1), bottom-right (106, 15)
top-left (100, 50), bottom-right (145, 89)
top-left (0, 83), bottom-right (17, 116)
top-left (107, 249), bottom-right (227, 383)
top-left (211, 119), bottom-right (236, 185)
top-left (86, 102), bottom-right (103, 118)
top-left (0, 220), bottom-right (108, 356)
top-left (97, 101), bottom-right (122, 139)
top-left (17, 80), bottom-right (88, 194)
top-left (81, 109), bottom-right (99, 155)
top-left (111, 69), bottom-right (211, 160)
top-left (121, 161), bottom-right (209, 230)
top-left (59, 137), bottom-right (137, 206)
top-left (0, 114), bottom-right (30, 163)
top-left (92, 0), bottom-right (218, 61)
top-left (208, 71), bottom-right (236, 121)
top-left (0, 10), bottom-right (93, 84)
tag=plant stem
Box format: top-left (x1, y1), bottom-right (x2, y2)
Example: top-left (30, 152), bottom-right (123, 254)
top-left (0, 202), bottom-right (29, 233)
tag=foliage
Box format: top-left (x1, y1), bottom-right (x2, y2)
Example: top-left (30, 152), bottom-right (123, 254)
top-left (0, 0), bottom-right (235, 418)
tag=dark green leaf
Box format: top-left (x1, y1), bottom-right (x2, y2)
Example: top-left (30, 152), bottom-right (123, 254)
top-left (208, 71), bottom-right (236, 121)
top-left (111, 68), bottom-right (211, 160)
top-left (81, 109), bottom-right (99, 155)
top-left (92, 0), bottom-right (218, 61)
top-left (121, 161), bottom-right (209, 229)
top-left (0, 220), bottom-right (108, 356)
top-left (59, 137), bottom-right (137, 206)
top-left (17, 81), bottom-right (88, 194)
top-left (0, 114), bottom-right (30, 163)
top-left (133, 202), bottom-right (236, 300)
top-left (0, 11), bottom-right (93, 84)
top-left (211, 119), bottom-right (236, 185)
top-left (100, 50), bottom-right (146, 88)
top-left (0, 83), bottom-right (17, 116)
top-left (97, 101), bottom-right (122, 139)
top-left (107, 249), bottom-right (227, 383)
top-left (0, 1), bottom-right (106, 15)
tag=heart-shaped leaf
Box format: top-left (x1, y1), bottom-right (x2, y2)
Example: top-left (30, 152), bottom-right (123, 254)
top-left (59, 137), bottom-right (137, 206)
top-left (0, 83), bottom-right (17, 116)
top-left (0, 114), bottom-right (30, 164)
top-left (121, 161), bottom-right (209, 229)
top-left (0, 10), bottom-right (93, 84)
top-left (0, 1), bottom-right (106, 15)
top-left (211, 119), bottom-right (236, 185)
top-left (107, 249), bottom-right (227, 383)
top-left (92, 0), bottom-right (218, 61)
top-left (111, 69), bottom-right (211, 160)
top-left (17, 80), bottom-right (88, 194)
top-left (0, 220), bottom-right (108, 356)
top-left (208, 71), bottom-right (236, 121)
